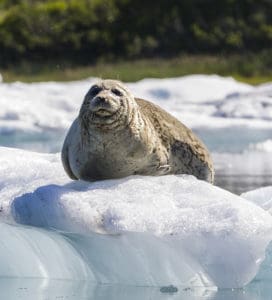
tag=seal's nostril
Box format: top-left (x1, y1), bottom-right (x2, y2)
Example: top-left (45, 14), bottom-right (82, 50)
top-left (90, 95), bottom-right (112, 112)
top-left (95, 96), bottom-right (105, 103)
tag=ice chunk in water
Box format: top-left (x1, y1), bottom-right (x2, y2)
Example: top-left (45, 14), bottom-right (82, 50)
top-left (0, 147), bottom-right (272, 288)
top-left (242, 186), bottom-right (272, 213)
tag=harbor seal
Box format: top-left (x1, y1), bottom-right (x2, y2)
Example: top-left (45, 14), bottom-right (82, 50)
top-left (61, 79), bottom-right (214, 183)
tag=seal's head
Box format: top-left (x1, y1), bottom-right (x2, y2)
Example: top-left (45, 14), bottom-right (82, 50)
top-left (79, 79), bottom-right (136, 130)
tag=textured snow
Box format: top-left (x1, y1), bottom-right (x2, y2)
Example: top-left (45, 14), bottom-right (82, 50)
top-left (1, 75), bottom-right (272, 137)
top-left (0, 147), bottom-right (272, 288)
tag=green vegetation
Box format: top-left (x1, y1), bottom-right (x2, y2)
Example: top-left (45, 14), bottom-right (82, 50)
top-left (1, 53), bottom-right (272, 84)
top-left (0, 0), bottom-right (272, 65)
top-left (0, 0), bottom-right (271, 83)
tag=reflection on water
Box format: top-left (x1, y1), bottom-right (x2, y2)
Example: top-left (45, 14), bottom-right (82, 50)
top-left (215, 174), bottom-right (272, 195)
top-left (213, 152), bottom-right (272, 194)
top-left (0, 278), bottom-right (272, 300)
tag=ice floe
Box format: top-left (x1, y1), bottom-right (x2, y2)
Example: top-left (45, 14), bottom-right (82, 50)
top-left (1, 75), bottom-right (272, 138)
top-left (0, 147), bottom-right (272, 288)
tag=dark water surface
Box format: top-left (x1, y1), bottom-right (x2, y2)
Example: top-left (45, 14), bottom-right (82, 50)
top-left (215, 174), bottom-right (272, 195)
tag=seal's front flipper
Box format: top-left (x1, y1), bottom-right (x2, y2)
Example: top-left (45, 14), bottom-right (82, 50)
top-left (61, 144), bottom-right (78, 180)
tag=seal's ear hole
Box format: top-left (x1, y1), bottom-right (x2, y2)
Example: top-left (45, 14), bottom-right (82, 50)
top-left (112, 88), bottom-right (123, 97)
top-left (89, 85), bottom-right (102, 97)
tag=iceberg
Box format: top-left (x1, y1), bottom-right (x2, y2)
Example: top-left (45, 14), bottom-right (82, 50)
top-left (0, 147), bottom-right (272, 288)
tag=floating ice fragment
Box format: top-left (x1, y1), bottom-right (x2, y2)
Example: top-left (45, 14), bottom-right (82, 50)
top-left (0, 147), bottom-right (272, 288)
top-left (0, 75), bottom-right (271, 143)
top-left (247, 139), bottom-right (272, 153)
top-left (242, 186), bottom-right (272, 213)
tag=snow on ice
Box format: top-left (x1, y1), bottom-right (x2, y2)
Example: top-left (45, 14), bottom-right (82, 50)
top-left (1, 75), bottom-right (272, 136)
top-left (0, 147), bottom-right (272, 288)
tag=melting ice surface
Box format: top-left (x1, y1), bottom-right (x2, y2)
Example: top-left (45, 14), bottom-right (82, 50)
top-left (1, 75), bottom-right (272, 298)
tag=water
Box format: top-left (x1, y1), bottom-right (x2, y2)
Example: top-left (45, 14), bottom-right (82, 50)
top-left (197, 127), bottom-right (272, 194)
top-left (1, 278), bottom-right (272, 300)
top-left (0, 130), bottom-right (64, 153)
top-left (215, 174), bottom-right (272, 195)
top-left (195, 127), bottom-right (272, 154)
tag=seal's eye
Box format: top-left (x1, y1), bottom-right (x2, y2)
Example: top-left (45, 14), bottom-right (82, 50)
top-left (112, 88), bottom-right (123, 97)
top-left (89, 85), bottom-right (101, 97)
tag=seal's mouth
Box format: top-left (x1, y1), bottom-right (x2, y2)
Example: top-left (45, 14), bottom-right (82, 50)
top-left (94, 108), bottom-right (115, 117)
top-left (89, 96), bottom-right (120, 118)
